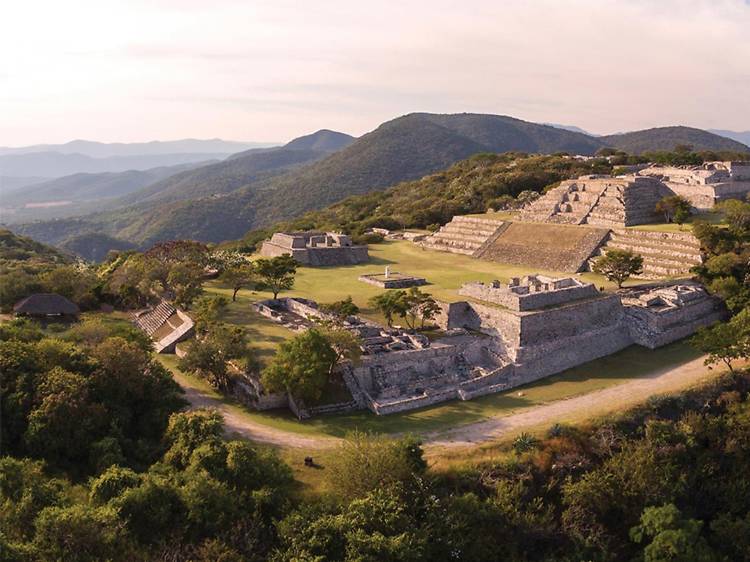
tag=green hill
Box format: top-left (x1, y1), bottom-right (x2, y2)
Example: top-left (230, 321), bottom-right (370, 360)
top-left (0, 228), bottom-right (72, 265)
top-left (11, 113), bottom-right (749, 260)
top-left (600, 126), bottom-right (749, 154)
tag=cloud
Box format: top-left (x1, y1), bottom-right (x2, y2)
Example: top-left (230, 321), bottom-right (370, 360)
top-left (1, 0), bottom-right (749, 144)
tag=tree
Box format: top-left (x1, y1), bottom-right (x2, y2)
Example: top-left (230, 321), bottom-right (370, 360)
top-left (261, 329), bottom-right (336, 402)
top-left (326, 432), bottom-right (427, 501)
top-left (401, 287), bottom-right (440, 330)
top-left (254, 255), bottom-right (297, 299)
top-left (179, 324), bottom-right (247, 391)
top-left (316, 322), bottom-right (362, 376)
top-left (630, 504), bottom-right (717, 562)
top-left (691, 312), bottom-right (750, 373)
top-left (219, 263), bottom-right (256, 301)
top-left (717, 199), bottom-right (750, 236)
top-left (655, 195), bottom-right (691, 224)
top-left (319, 296), bottom-right (359, 319)
top-left (592, 249), bottom-right (643, 288)
top-left (192, 295), bottom-right (229, 334)
top-left (167, 262), bottom-right (205, 308)
top-left (369, 290), bottom-right (408, 327)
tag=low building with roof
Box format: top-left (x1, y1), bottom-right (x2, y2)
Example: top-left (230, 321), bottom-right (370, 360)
top-left (13, 293), bottom-right (80, 319)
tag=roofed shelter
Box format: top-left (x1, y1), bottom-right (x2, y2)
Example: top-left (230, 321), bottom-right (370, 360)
top-left (13, 293), bottom-right (80, 319)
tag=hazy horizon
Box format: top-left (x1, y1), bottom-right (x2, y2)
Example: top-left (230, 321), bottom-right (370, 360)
top-left (3, 0), bottom-right (749, 146)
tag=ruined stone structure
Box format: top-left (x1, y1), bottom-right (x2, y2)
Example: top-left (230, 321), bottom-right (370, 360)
top-left (420, 215), bottom-right (506, 255)
top-left (639, 161), bottom-right (750, 210)
top-left (591, 229), bottom-right (703, 279)
top-left (133, 301), bottom-right (194, 353)
top-left (621, 284), bottom-right (725, 348)
top-left (519, 175), bottom-right (668, 227)
top-left (260, 231), bottom-right (369, 266)
top-left (252, 280), bottom-right (724, 416)
top-left (358, 268), bottom-right (427, 289)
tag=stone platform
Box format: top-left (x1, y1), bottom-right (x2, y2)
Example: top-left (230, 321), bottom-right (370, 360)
top-left (474, 222), bottom-right (610, 272)
top-left (358, 271), bottom-right (427, 289)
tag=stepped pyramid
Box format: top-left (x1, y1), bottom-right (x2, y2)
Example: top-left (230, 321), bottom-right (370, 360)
top-left (592, 229), bottom-right (702, 279)
top-left (421, 215), bottom-right (507, 256)
top-left (520, 175), bottom-right (668, 228)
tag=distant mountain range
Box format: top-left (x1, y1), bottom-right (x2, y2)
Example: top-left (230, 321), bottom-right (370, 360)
top-left (0, 138), bottom-right (275, 158)
top-left (8, 113), bottom-right (749, 261)
top-left (0, 161), bottom-right (214, 224)
top-left (708, 129), bottom-right (750, 147)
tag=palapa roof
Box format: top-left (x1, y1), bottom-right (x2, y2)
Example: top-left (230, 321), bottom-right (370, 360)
top-left (13, 293), bottom-right (79, 316)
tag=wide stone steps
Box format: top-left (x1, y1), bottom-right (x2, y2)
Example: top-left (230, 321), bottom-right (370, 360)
top-left (591, 229), bottom-right (703, 279)
top-left (421, 216), bottom-right (505, 256)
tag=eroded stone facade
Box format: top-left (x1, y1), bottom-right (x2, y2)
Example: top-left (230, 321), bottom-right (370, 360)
top-left (260, 231), bottom-right (369, 266)
top-left (252, 278), bottom-right (724, 416)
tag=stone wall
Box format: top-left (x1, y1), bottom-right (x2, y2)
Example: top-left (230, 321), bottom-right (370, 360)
top-left (459, 278), bottom-right (598, 311)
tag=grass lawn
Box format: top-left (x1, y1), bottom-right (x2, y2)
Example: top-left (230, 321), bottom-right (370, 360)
top-left (204, 239), bottom-right (630, 366)
top-left (629, 210), bottom-right (725, 233)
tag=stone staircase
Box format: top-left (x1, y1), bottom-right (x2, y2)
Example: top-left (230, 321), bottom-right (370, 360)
top-left (590, 229), bottom-right (703, 279)
top-left (133, 302), bottom-right (175, 335)
top-left (520, 176), bottom-right (667, 228)
top-left (421, 215), bottom-right (506, 255)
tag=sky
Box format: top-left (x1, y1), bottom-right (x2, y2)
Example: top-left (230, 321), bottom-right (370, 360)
top-left (1, 0), bottom-right (749, 146)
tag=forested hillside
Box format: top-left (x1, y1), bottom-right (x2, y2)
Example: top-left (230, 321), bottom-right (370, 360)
top-left (10, 114), bottom-right (748, 259)
top-left (601, 125), bottom-right (749, 154)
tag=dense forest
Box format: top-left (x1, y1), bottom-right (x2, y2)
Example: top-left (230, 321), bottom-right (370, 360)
top-left (2, 311), bottom-right (750, 561)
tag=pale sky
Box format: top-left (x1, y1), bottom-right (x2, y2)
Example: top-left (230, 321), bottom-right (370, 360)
top-left (2, 0), bottom-right (749, 146)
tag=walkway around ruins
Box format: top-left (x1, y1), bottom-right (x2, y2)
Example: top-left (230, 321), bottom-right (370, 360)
top-left (173, 354), bottom-right (725, 451)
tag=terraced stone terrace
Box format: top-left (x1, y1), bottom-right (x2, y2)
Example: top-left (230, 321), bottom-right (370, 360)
top-left (593, 229), bottom-right (702, 279)
top-left (421, 215), bottom-right (506, 255)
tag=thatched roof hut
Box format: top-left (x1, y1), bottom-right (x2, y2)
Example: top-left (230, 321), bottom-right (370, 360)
top-left (13, 293), bottom-right (79, 317)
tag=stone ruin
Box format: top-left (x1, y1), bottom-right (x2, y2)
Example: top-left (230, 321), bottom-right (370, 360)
top-left (639, 161), bottom-right (750, 210)
top-left (249, 276), bottom-right (724, 416)
top-left (620, 283), bottom-right (725, 348)
top-left (358, 266), bottom-right (427, 288)
top-left (132, 300), bottom-right (194, 353)
top-left (259, 231), bottom-right (369, 266)
top-left (459, 275), bottom-right (598, 311)
top-left (519, 174), bottom-right (669, 227)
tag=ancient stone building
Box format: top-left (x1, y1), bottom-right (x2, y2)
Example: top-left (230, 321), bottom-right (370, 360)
top-left (260, 231), bottom-right (369, 266)
top-left (251, 279), bottom-right (724, 416)
top-left (638, 161), bottom-right (750, 210)
top-left (132, 300), bottom-right (194, 353)
top-left (519, 174), bottom-right (668, 227)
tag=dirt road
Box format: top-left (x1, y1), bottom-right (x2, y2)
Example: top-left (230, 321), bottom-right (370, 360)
top-left (173, 355), bottom-right (723, 450)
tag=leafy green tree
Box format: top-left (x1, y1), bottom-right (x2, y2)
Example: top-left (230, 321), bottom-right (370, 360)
top-left (592, 249), bottom-right (644, 288)
top-left (254, 255), bottom-right (297, 299)
top-left (630, 504), bottom-right (717, 562)
top-left (179, 324), bottom-right (247, 391)
top-left (319, 295), bottom-right (359, 319)
top-left (219, 262), bottom-right (256, 301)
top-left (192, 295), bottom-right (229, 334)
top-left (717, 199), bottom-right (750, 236)
top-left (691, 314), bottom-right (750, 373)
top-left (655, 195), bottom-right (692, 224)
top-left (401, 286), bottom-right (440, 330)
top-left (168, 262), bottom-right (205, 308)
top-left (163, 409), bottom-right (225, 469)
top-left (33, 504), bottom-right (129, 562)
top-left (326, 431), bottom-right (427, 501)
top-left (369, 290), bottom-right (408, 327)
top-left (261, 328), bottom-right (336, 402)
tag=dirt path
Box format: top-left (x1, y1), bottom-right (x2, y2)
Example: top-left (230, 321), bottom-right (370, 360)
top-left (172, 372), bottom-right (339, 449)
top-left (424, 354), bottom-right (722, 448)
top-left (172, 355), bottom-right (724, 451)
